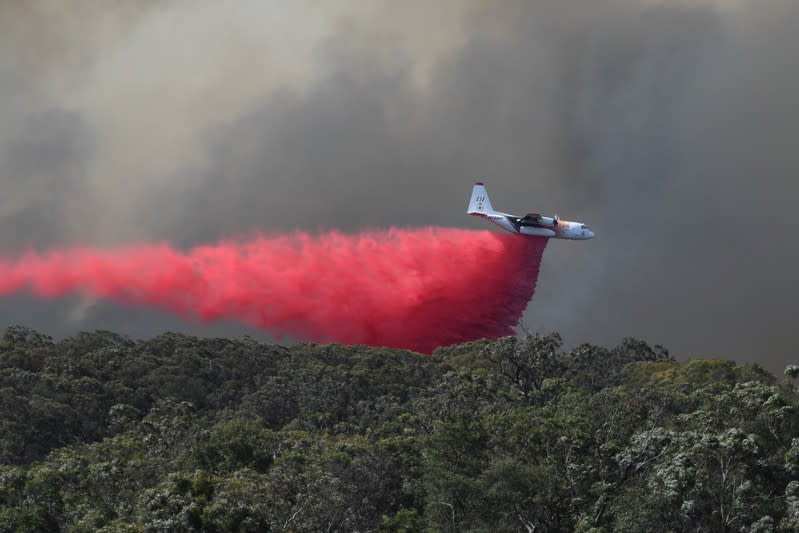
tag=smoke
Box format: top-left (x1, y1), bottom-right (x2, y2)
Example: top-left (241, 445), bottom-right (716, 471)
top-left (0, 229), bottom-right (546, 353)
top-left (0, 1), bottom-right (798, 370)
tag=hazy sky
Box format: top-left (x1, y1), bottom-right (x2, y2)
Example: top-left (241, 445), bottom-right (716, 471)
top-left (0, 0), bottom-right (797, 372)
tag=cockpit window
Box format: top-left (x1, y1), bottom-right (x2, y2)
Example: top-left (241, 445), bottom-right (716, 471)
top-left (581, 224), bottom-right (589, 229)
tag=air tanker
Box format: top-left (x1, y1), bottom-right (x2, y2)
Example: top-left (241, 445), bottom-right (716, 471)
top-left (467, 182), bottom-right (594, 240)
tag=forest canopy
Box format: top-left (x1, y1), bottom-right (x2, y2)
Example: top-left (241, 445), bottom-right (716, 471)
top-left (0, 325), bottom-right (797, 532)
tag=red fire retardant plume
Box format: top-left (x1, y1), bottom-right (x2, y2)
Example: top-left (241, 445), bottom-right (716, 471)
top-left (0, 228), bottom-right (547, 353)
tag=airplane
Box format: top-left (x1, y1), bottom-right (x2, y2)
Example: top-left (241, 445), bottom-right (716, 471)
top-left (467, 182), bottom-right (594, 240)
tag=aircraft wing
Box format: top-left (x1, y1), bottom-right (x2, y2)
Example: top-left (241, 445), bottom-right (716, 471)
top-left (517, 213), bottom-right (555, 227)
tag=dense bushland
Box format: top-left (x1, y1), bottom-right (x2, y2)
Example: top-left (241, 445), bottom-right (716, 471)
top-left (0, 326), bottom-right (797, 532)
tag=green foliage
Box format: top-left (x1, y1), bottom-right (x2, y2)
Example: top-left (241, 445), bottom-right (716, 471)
top-left (195, 419), bottom-right (278, 474)
top-left (0, 326), bottom-right (796, 531)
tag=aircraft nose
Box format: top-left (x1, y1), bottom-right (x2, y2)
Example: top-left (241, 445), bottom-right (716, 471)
top-left (585, 230), bottom-right (595, 239)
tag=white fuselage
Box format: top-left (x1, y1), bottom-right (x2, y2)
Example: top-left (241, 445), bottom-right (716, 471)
top-left (467, 182), bottom-right (594, 240)
top-left (478, 212), bottom-right (593, 240)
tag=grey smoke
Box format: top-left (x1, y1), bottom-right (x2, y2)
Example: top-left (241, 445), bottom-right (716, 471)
top-left (0, 0), bottom-right (797, 372)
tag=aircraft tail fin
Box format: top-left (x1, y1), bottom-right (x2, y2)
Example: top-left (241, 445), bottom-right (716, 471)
top-left (467, 182), bottom-right (494, 215)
